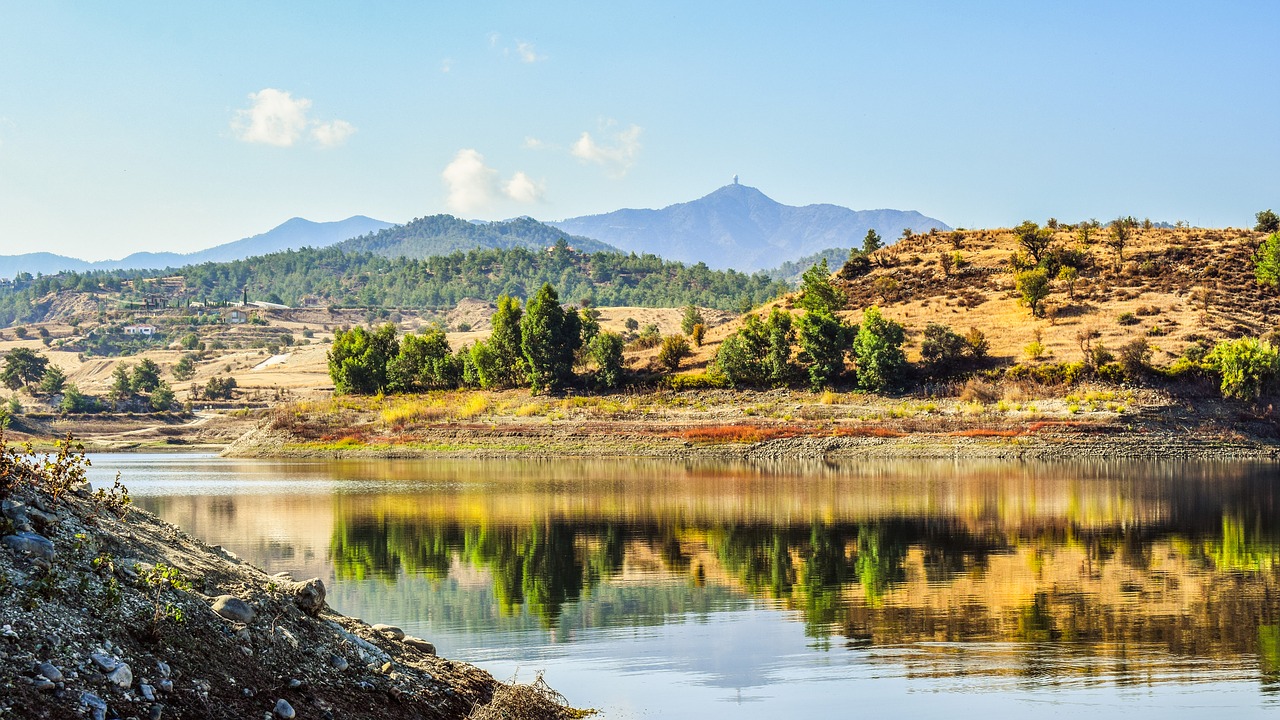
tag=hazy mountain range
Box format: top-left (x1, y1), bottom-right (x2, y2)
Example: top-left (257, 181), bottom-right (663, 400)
top-left (550, 182), bottom-right (949, 272)
top-left (0, 216), bottom-right (392, 279)
top-left (1, 184), bottom-right (947, 278)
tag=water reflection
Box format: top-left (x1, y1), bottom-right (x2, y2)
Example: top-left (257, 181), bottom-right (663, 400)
top-left (98, 455), bottom-right (1280, 698)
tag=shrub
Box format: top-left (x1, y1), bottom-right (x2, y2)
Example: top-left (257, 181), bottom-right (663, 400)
top-left (920, 323), bottom-right (968, 374)
top-left (690, 323), bottom-right (706, 347)
top-left (958, 378), bottom-right (1000, 404)
top-left (657, 335), bottom-right (692, 373)
top-left (1205, 337), bottom-right (1280, 400)
top-left (1117, 312), bottom-right (1139, 326)
top-left (681, 304), bottom-right (705, 336)
top-left (715, 309), bottom-right (795, 387)
top-left (666, 372), bottom-right (730, 391)
top-left (1117, 339), bottom-right (1151, 380)
top-left (965, 327), bottom-right (990, 359)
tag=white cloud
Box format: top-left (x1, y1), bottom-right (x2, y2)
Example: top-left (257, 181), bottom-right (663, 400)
top-left (504, 172), bottom-right (544, 203)
top-left (311, 119), bottom-right (356, 148)
top-left (516, 41), bottom-right (544, 63)
top-left (571, 123), bottom-right (643, 176)
top-left (442, 149), bottom-right (544, 214)
top-left (231, 88), bottom-right (355, 148)
top-left (523, 136), bottom-right (546, 150)
top-left (442, 149), bottom-right (499, 214)
top-left (441, 58), bottom-right (454, 73)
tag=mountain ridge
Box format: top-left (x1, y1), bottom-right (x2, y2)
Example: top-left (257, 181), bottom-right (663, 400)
top-left (0, 215), bottom-right (393, 279)
top-left (549, 183), bottom-right (949, 271)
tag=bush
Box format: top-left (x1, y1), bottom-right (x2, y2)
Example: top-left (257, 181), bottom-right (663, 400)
top-left (1117, 312), bottom-right (1139, 326)
top-left (1255, 232), bottom-right (1280, 288)
top-left (1205, 337), bottom-right (1280, 400)
top-left (958, 378), bottom-right (999, 404)
top-left (920, 323), bottom-right (968, 374)
top-left (665, 372), bottom-right (730, 391)
top-left (681, 304), bottom-right (705, 336)
top-left (1117, 339), bottom-right (1151, 380)
top-left (1257, 209), bottom-right (1280, 234)
top-left (714, 309), bottom-right (795, 387)
top-left (657, 335), bottom-right (692, 373)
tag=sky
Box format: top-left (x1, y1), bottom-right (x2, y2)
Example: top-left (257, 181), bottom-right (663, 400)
top-left (1, 1), bottom-right (1278, 260)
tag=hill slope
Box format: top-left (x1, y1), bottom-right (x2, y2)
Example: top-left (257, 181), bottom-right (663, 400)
top-left (550, 183), bottom-right (949, 272)
top-left (338, 215), bottom-right (617, 258)
top-left (0, 216), bottom-right (392, 278)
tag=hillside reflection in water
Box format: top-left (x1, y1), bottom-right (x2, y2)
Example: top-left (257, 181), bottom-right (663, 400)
top-left (93, 454), bottom-right (1280, 718)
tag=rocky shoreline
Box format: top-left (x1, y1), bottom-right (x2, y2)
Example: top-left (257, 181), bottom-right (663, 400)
top-left (0, 441), bottom-right (581, 720)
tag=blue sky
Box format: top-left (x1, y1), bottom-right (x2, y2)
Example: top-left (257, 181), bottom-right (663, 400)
top-left (1, 1), bottom-right (1277, 260)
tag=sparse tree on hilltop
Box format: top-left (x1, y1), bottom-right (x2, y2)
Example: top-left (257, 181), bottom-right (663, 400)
top-left (1015, 269), bottom-right (1051, 317)
top-left (1014, 220), bottom-right (1054, 264)
top-left (862, 229), bottom-right (883, 255)
top-left (1256, 209), bottom-right (1280, 234)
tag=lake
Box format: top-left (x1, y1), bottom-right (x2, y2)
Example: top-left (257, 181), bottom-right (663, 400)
top-left (87, 453), bottom-right (1280, 718)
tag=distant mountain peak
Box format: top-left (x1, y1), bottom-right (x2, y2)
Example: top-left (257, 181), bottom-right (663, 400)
top-left (549, 184), bottom-right (948, 272)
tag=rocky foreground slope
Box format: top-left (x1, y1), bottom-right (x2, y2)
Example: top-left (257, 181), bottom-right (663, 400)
top-left (0, 439), bottom-right (578, 719)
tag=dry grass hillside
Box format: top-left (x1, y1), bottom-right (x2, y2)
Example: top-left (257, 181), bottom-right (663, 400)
top-left (683, 225), bottom-right (1278, 372)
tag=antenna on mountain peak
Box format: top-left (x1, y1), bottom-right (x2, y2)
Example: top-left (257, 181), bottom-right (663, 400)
top-left (732, 174), bottom-right (739, 185)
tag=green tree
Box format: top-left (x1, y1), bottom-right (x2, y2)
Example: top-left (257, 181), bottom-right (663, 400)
top-left (489, 295), bottom-right (525, 387)
top-left (1206, 338), bottom-right (1280, 400)
top-left (150, 382), bottom-right (175, 411)
top-left (520, 283), bottom-right (582, 393)
top-left (1254, 232), bottom-right (1280, 288)
top-left (657, 335), bottom-right (692, 373)
top-left (1057, 266), bottom-right (1079, 300)
top-left (1106, 217), bottom-right (1133, 265)
top-left (862, 229), bottom-right (883, 255)
top-left (388, 328), bottom-right (458, 392)
top-left (59, 384), bottom-right (95, 414)
top-left (131, 358), bottom-right (163, 393)
top-left (1013, 220), bottom-right (1054, 264)
top-left (466, 341), bottom-right (502, 389)
top-left (1, 348), bottom-right (48, 390)
top-left (796, 258), bottom-right (852, 389)
top-left (108, 365), bottom-right (134, 407)
top-left (327, 324), bottom-right (399, 394)
top-left (172, 355), bottom-right (196, 381)
top-left (38, 365), bottom-right (66, 395)
top-left (852, 306), bottom-right (905, 392)
top-left (1015, 268), bottom-right (1051, 317)
top-left (1257, 209), bottom-right (1280, 234)
top-left (681, 304), bottom-right (705, 336)
top-left (715, 309), bottom-right (795, 387)
top-left (588, 332), bottom-right (625, 389)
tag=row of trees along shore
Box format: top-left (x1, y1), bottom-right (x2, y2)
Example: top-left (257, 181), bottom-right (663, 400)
top-left (328, 262), bottom-right (1280, 401)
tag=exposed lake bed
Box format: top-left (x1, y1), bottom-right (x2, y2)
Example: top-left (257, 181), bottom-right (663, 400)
top-left (88, 453), bottom-right (1280, 718)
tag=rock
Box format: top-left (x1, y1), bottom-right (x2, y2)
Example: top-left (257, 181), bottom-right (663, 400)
top-left (292, 578), bottom-right (326, 616)
top-left (273, 626), bottom-right (298, 648)
top-left (158, 679), bottom-right (174, 694)
top-left (156, 660), bottom-right (170, 678)
top-left (403, 636), bottom-right (436, 655)
top-left (372, 623), bottom-right (404, 640)
top-left (274, 698), bottom-right (296, 719)
top-left (149, 704), bottom-right (164, 720)
top-left (380, 662), bottom-right (393, 674)
top-left (140, 683), bottom-right (156, 701)
top-left (70, 480), bottom-right (92, 497)
top-left (33, 677), bottom-right (55, 692)
top-left (107, 663), bottom-right (133, 688)
top-left (2, 532), bottom-right (55, 563)
top-left (26, 505), bottom-right (59, 528)
top-left (212, 595), bottom-right (256, 623)
top-left (1, 624), bottom-right (17, 638)
top-left (81, 692), bottom-right (107, 720)
top-left (90, 652), bottom-right (119, 672)
top-left (1, 500), bottom-right (32, 532)
top-left (36, 661), bottom-right (63, 682)
top-left (328, 654), bottom-right (348, 672)
top-left (236, 627), bottom-right (252, 642)
top-left (240, 645), bottom-right (253, 656)
top-left (287, 678), bottom-right (302, 689)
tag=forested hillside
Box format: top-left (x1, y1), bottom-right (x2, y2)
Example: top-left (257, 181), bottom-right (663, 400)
top-left (0, 242), bottom-right (787, 325)
top-left (338, 215), bottom-right (617, 257)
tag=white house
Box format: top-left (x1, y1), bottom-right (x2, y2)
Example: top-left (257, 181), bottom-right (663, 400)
top-left (122, 324), bottom-right (157, 336)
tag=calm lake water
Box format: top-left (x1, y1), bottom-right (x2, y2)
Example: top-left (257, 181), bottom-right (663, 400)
top-left (88, 453), bottom-right (1280, 719)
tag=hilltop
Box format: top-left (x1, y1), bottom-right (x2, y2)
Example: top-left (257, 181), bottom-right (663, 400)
top-left (550, 183), bottom-right (949, 272)
top-left (337, 215), bottom-right (616, 258)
